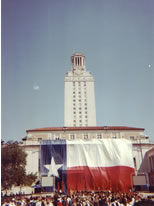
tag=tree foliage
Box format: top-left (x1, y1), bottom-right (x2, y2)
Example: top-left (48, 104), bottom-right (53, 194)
top-left (1, 141), bottom-right (37, 190)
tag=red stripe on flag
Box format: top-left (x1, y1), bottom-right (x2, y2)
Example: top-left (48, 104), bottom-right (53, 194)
top-left (67, 166), bottom-right (134, 192)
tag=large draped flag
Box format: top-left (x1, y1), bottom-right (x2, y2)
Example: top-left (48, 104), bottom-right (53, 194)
top-left (40, 139), bottom-right (134, 192)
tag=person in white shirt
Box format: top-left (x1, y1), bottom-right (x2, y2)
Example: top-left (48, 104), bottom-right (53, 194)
top-left (36, 197), bottom-right (42, 206)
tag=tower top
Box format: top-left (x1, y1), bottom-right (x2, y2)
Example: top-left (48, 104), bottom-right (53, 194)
top-left (71, 53), bottom-right (86, 72)
top-left (71, 53), bottom-right (85, 57)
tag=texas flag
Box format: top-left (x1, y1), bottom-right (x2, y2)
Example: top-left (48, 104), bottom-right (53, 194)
top-left (40, 139), bottom-right (134, 192)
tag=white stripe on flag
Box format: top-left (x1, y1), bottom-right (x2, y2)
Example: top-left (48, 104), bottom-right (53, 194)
top-left (66, 139), bottom-right (134, 168)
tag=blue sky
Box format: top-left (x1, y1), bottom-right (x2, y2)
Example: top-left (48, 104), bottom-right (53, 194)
top-left (2, 0), bottom-right (154, 142)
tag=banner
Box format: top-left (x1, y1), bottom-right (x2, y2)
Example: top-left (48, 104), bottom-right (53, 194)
top-left (40, 139), bottom-right (134, 192)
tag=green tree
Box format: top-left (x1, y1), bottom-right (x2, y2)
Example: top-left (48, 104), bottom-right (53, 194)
top-left (1, 141), bottom-right (37, 191)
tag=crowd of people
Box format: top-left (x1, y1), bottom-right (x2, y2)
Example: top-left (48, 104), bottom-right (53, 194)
top-left (1, 191), bottom-right (154, 206)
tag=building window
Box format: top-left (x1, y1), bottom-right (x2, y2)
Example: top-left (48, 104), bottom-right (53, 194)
top-left (85, 107), bottom-right (87, 110)
top-left (79, 92), bottom-right (81, 94)
top-left (130, 136), bottom-right (135, 140)
top-left (79, 120), bottom-right (82, 122)
top-left (48, 133), bottom-right (52, 139)
top-left (73, 99), bottom-right (76, 102)
top-left (73, 95), bottom-right (75, 98)
top-left (54, 135), bottom-right (60, 140)
top-left (54, 134), bottom-right (60, 140)
top-left (73, 107), bottom-right (76, 110)
top-left (70, 134), bottom-right (75, 140)
top-left (133, 157), bottom-right (137, 170)
top-left (38, 138), bottom-right (42, 141)
top-left (79, 99), bottom-right (81, 102)
top-left (84, 134), bottom-right (88, 139)
top-left (73, 120), bottom-right (76, 122)
top-left (73, 124), bottom-right (76, 126)
top-left (79, 107), bottom-right (81, 110)
top-left (73, 92), bottom-right (75, 94)
top-left (112, 136), bottom-right (117, 139)
top-left (97, 134), bottom-right (102, 139)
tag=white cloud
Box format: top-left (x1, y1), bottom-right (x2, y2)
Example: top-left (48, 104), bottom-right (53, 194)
top-left (33, 85), bottom-right (40, 90)
top-left (148, 64), bottom-right (152, 68)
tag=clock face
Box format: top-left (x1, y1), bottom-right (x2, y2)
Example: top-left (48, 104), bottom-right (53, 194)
top-left (74, 68), bottom-right (83, 75)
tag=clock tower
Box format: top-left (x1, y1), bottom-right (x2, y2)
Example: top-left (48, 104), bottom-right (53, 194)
top-left (64, 53), bottom-right (96, 127)
top-left (71, 53), bottom-right (86, 75)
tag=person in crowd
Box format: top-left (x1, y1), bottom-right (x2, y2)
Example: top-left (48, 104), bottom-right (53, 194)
top-left (1, 191), bottom-right (154, 206)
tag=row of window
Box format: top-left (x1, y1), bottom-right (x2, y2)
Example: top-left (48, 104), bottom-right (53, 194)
top-left (74, 95), bottom-right (82, 98)
top-left (38, 134), bottom-right (102, 141)
top-left (73, 103), bottom-right (87, 106)
top-left (73, 124), bottom-right (88, 126)
top-left (73, 119), bottom-right (88, 122)
top-left (73, 86), bottom-right (87, 90)
top-left (73, 90), bottom-right (87, 93)
top-left (73, 115), bottom-right (88, 118)
top-left (73, 95), bottom-right (87, 99)
top-left (73, 98), bottom-right (87, 102)
top-left (73, 82), bottom-right (87, 86)
top-left (73, 104), bottom-right (87, 108)
top-left (73, 107), bottom-right (87, 110)
top-left (38, 135), bottom-right (142, 141)
top-left (74, 111), bottom-right (87, 114)
top-left (73, 99), bottom-right (87, 103)
top-left (73, 87), bottom-right (86, 91)
top-left (73, 88), bottom-right (86, 91)
top-left (129, 136), bottom-right (149, 140)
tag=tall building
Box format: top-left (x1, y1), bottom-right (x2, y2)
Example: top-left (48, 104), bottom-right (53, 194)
top-left (64, 53), bottom-right (96, 127)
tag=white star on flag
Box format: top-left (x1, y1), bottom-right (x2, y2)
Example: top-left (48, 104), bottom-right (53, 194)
top-left (44, 156), bottom-right (63, 177)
